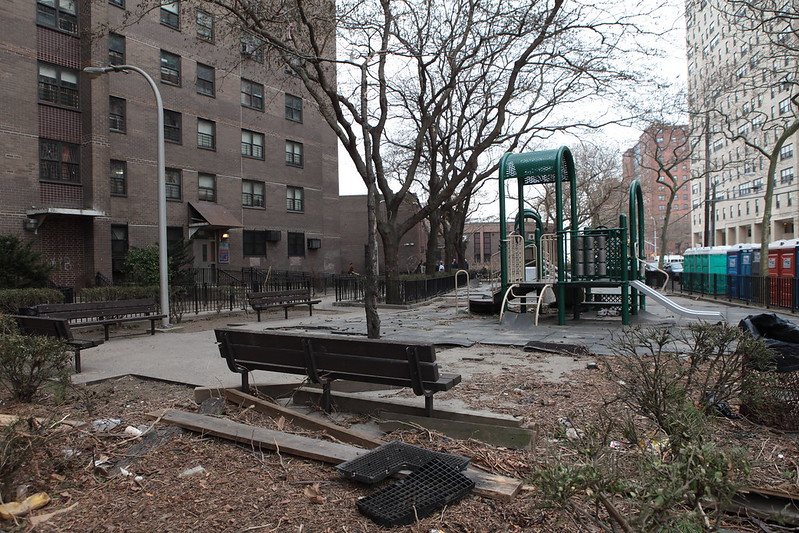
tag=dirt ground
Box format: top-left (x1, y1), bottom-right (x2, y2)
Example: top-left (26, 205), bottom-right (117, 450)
top-left (2, 313), bottom-right (799, 532)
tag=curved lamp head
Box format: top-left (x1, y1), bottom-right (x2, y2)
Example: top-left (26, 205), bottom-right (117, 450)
top-left (83, 66), bottom-right (123, 79)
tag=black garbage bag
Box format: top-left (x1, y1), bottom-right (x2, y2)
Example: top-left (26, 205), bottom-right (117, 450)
top-left (739, 313), bottom-right (799, 372)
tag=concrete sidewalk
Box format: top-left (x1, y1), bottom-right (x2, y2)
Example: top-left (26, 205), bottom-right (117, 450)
top-left (71, 288), bottom-right (786, 388)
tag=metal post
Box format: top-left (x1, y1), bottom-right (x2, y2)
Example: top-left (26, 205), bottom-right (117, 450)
top-left (84, 65), bottom-right (170, 327)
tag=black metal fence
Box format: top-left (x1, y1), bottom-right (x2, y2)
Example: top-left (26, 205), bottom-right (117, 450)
top-left (334, 273), bottom-right (466, 305)
top-left (675, 273), bottom-right (799, 313)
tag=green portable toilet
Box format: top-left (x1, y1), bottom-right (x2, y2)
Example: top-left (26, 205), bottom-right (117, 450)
top-left (707, 246), bottom-right (731, 295)
top-left (683, 247), bottom-right (699, 292)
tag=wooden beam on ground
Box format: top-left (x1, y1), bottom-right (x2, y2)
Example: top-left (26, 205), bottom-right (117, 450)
top-left (378, 413), bottom-right (537, 450)
top-left (727, 486), bottom-right (799, 526)
top-left (147, 409), bottom-right (522, 501)
top-left (194, 383), bottom-right (306, 404)
top-left (292, 387), bottom-right (523, 428)
top-left (224, 389), bottom-right (384, 449)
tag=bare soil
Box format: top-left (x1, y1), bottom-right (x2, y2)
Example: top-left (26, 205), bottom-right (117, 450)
top-left (2, 313), bottom-right (798, 532)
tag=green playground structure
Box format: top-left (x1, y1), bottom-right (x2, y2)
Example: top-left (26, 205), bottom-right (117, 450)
top-left (497, 146), bottom-right (647, 325)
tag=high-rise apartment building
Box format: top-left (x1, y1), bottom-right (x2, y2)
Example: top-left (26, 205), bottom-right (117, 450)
top-left (685, 0), bottom-right (798, 247)
top-left (622, 125), bottom-right (693, 257)
top-left (0, 0), bottom-right (341, 289)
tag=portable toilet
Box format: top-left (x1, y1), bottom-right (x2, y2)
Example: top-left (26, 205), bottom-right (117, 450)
top-left (778, 239), bottom-right (799, 309)
top-left (707, 246), bottom-right (731, 295)
top-left (752, 246), bottom-right (762, 301)
top-left (739, 243), bottom-right (759, 301)
top-left (767, 240), bottom-right (796, 308)
top-left (683, 247), bottom-right (699, 292)
top-left (727, 246), bottom-right (741, 299)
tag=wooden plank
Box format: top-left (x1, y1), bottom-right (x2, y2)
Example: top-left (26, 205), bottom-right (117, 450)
top-left (224, 389), bottom-right (384, 449)
top-left (377, 413), bottom-right (536, 450)
top-left (292, 387), bottom-right (524, 428)
top-left (147, 409), bottom-right (522, 501)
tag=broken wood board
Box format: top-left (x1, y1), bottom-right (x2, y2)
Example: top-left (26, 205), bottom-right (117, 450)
top-left (292, 387), bottom-right (523, 428)
top-left (194, 383), bottom-right (306, 404)
top-left (727, 486), bottom-right (799, 526)
top-left (0, 414), bottom-right (83, 429)
top-left (147, 409), bottom-right (522, 501)
top-left (95, 426), bottom-right (182, 477)
top-left (378, 413), bottom-right (536, 450)
top-left (524, 340), bottom-right (589, 356)
top-left (224, 389), bottom-right (384, 449)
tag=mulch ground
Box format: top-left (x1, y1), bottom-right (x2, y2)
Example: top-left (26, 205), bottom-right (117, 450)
top-left (1, 314), bottom-right (798, 532)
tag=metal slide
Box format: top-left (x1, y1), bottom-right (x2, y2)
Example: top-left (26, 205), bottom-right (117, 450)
top-left (629, 280), bottom-right (725, 321)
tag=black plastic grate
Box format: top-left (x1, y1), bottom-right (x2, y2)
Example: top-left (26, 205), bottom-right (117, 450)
top-left (356, 458), bottom-right (475, 526)
top-left (336, 441), bottom-right (470, 484)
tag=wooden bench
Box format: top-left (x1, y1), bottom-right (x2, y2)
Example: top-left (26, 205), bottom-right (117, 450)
top-left (35, 298), bottom-right (167, 340)
top-left (12, 315), bottom-right (104, 373)
top-left (215, 328), bottom-right (461, 416)
top-left (247, 289), bottom-right (321, 321)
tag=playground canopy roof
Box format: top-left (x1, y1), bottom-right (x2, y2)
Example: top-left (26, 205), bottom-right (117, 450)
top-left (499, 148), bottom-right (574, 185)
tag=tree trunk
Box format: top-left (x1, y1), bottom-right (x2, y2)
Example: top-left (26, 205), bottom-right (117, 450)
top-left (364, 185), bottom-right (381, 338)
top-left (425, 212), bottom-right (441, 274)
top-left (381, 229), bottom-right (402, 304)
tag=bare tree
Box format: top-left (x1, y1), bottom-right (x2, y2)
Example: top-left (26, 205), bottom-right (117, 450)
top-left (128, 0), bottom-right (663, 336)
top-left (690, 0), bottom-right (798, 275)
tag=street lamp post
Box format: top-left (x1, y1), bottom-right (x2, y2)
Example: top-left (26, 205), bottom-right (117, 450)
top-left (651, 215), bottom-right (657, 263)
top-left (84, 65), bottom-right (170, 328)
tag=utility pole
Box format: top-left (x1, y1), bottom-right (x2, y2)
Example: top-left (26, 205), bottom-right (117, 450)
top-left (703, 111), bottom-right (712, 247)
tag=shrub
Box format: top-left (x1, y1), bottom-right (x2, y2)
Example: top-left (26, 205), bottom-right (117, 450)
top-left (0, 333), bottom-right (72, 402)
top-left (0, 235), bottom-right (53, 289)
top-left (79, 285), bottom-right (158, 302)
top-left (0, 288), bottom-right (64, 315)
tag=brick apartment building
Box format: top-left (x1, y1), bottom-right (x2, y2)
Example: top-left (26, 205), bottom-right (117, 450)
top-left (0, 0), bottom-right (341, 290)
top-left (622, 125), bottom-right (693, 257)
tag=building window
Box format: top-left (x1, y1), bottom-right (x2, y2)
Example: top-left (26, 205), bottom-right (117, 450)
top-left (39, 139), bottom-right (79, 183)
top-left (473, 233), bottom-right (481, 263)
top-left (198, 173), bottom-right (216, 202)
top-left (196, 10), bottom-right (213, 42)
top-left (165, 168), bottom-right (181, 200)
top-left (483, 232), bottom-right (492, 259)
top-left (110, 160), bottom-right (126, 196)
top-left (111, 225), bottom-right (128, 278)
top-left (160, 1), bottom-right (179, 29)
top-left (109, 96), bottom-right (126, 132)
top-left (108, 33), bottom-right (125, 65)
top-left (160, 50), bottom-right (181, 85)
top-left (243, 231), bottom-right (267, 256)
top-left (285, 94), bottom-right (303, 122)
top-left (287, 232), bottom-right (305, 257)
top-left (163, 109), bottom-right (182, 143)
top-left (109, 0), bottom-right (124, 7)
top-left (242, 180), bottom-right (265, 207)
top-left (781, 167), bottom-right (794, 183)
top-left (779, 98), bottom-right (791, 115)
top-left (197, 119), bottom-right (215, 150)
top-left (196, 63), bottom-right (214, 97)
top-left (38, 63), bottom-right (78, 109)
top-left (241, 79), bottom-right (264, 110)
top-left (241, 33), bottom-right (264, 62)
top-left (287, 186), bottom-right (304, 212)
top-left (285, 141), bottom-right (303, 167)
top-left (37, 0), bottom-right (77, 34)
top-left (780, 144), bottom-right (793, 161)
top-left (241, 130), bottom-right (264, 159)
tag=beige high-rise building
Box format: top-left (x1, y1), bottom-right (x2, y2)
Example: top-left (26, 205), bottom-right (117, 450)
top-left (685, 0), bottom-right (798, 247)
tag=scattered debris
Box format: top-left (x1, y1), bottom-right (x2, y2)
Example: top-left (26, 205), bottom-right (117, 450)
top-left (523, 340), bottom-right (589, 356)
top-left (178, 466), bottom-right (208, 478)
top-left (586, 362), bottom-right (600, 370)
top-left (0, 492), bottom-right (50, 519)
top-left (91, 418), bottom-right (121, 432)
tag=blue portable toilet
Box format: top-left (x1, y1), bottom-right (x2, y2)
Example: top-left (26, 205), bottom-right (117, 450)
top-left (739, 244), bottom-right (758, 301)
top-left (727, 246), bottom-right (741, 299)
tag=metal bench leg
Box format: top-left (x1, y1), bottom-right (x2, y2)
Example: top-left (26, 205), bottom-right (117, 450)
top-left (284, 306), bottom-right (289, 319)
top-left (74, 348), bottom-right (81, 374)
top-left (241, 371), bottom-right (250, 394)
top-left (150, 319), bottom-right (156, 335)
top-left (424, 393), bottom-right (433, 417)
top-left (104, 324), bottom-right (111, 341)
top-left (256, 309), bottom-right (261, 322)
top-left (321, 380), bottom-right (332, 413)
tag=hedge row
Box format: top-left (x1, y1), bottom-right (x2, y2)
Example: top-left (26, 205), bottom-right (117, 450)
top-left (0, 289), bottom-right (64, 315)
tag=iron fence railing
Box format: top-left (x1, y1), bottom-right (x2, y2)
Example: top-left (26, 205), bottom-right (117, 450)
top-left (334, 273), bottom-right (466, 305)
top-left (676, 273), bottom-right (799, 312)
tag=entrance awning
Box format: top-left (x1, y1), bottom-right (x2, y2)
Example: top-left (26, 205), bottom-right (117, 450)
top-left (188, 202), bottom-right (243, 234)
